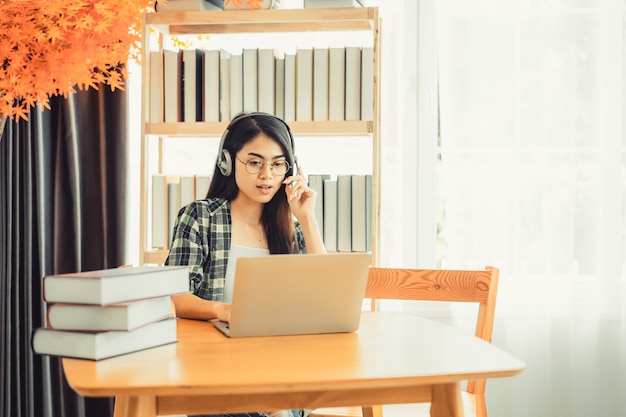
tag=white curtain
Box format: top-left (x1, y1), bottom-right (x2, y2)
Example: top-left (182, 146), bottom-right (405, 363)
top-left (373, 0), bottom-right (626, 415)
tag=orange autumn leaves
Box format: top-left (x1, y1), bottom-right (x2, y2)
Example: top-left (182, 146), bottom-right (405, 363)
top-left (225, 0), bottom-right (268, 10)
top-left (0, 0), bottom-right (156, 121)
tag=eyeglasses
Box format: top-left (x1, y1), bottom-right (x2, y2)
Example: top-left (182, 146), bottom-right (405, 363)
top-left (235, 156), bottom-right (291, 176)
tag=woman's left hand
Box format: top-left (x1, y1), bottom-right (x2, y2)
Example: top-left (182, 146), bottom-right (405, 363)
top-left (283, 167), bottom-right (317, 221)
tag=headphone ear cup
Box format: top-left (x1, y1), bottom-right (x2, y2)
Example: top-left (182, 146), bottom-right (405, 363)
top-left (218, 149), bottom-right (233, 176)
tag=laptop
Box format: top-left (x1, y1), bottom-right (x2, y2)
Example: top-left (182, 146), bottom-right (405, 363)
top-left (212, 252), bottom-right (371, 338)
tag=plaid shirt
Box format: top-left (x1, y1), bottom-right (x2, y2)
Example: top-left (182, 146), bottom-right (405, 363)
top-left (165, 198), bottom-right (306, 301)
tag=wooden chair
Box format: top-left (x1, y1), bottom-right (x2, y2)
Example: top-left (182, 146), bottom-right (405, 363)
top-left (310, 266), bottom-right (500, 417)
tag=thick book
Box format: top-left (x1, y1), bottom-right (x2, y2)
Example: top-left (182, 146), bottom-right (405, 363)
top-left (337, 175), bottom-right (352, 252)
top-left (182, 49), bottom-right (203, 122)
top-left (313, 47), bottom-right (329, 121)
top-left (32, 318), bottom-right (178, 360)
top-left (328, 47), bottom-right (346, 121)
top-left (163, 49), bottom-right (183, 122)
top-left (308, 174), bottom-right (330, 240)
top-left (180, 175), bottom-right (195, 207)
top-left (46, 296), bottom-right (174, 331)
top-left (42, 265), bottom-right (190, 305)
top-left (323, 178), bottom-right (338, 252)
top-left (296, 48), bottom-right (313, 122)
top-left (351, 174), bottom-right (372, 252)
top-left (230, 53), bottom-right (243, 117)
top-left (203, 49), bottom-right (220, 122)
top-left (149, 50), bottom-right (164, 123)
top-left (284, 53), bottom-right (296, 121)
top-left (242, 48), bottom-right (258, 113)
top-left (258, 48), bottom-right (277, 114)
top-left (219, 50), bottom-right (231, 121)
top-left (344, 46), bottom-right (361, 121)
top-left (195, 175), bottom-right (212, 199)
top-left (360, 47), bottom-right (374, 121)
top-left (168, 179), bottom-right (181, 244)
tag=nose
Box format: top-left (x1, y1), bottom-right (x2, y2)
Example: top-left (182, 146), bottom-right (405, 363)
top-left (258, 163), bottom-right (273, 178)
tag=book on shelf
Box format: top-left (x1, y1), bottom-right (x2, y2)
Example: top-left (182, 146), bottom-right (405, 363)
top-left (308, 174), bottom-right (330, 240)
top-left (284, 53), bottom-right (296, 122)
top-left (155, 0), bottom-right (224, 11)
top-left (42, 265), bottom-right (190, 305)
top-left (223, 0), bottom-right (281, 9)
top-left (258, 48), bottom-right (277, 114)
top-left (351, 174), bottom-right (372, 252)
top-left (328, 47), bottom-right (346, 121)
top-left (180, 175), bottom-right (196, 207)
top-left (313, 47), bottom-right (329, 121)
top-left (203, 49), bottom-right (220, 122)
top-left (152, 174), bottom-right (169, 249)
top-left (242, 48), bottom-right (258, 113)
top-left (32, 317), bottom-right (178, 360)
top-left (168, 179), bottom-right (181, 245)
top-left (182, 49), bottom-right (203, 122)
top-left (345, 46), bottom-right (361, 121)
top-left (163, 50), bottom-right (183, 123)
top-left (360, 47), bottom-right (374, 121)
top-left (274, 54), bottom-right (285, 119)
top-left (337, 175), bottom-right (352, 252)
top-left (323, 178), bottom-right (338, 252)
top-left (46, 295), bottom-right (174, 331)
top-left (149, 50), bottom-right (164, 123)
top-left (195, 175), bottom-right (212, 199)
top-left (304, 0), bottom-right (363, 7)
top-left (230, 53), bottom-right (243, 118)
top-left (296, 48), bottom-right (313, 122)
top-left (219, 50), bottom-right (231, 122)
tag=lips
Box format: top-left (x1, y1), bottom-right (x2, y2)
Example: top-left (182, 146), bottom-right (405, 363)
top-left (257, 184), bottom-right (273, 195)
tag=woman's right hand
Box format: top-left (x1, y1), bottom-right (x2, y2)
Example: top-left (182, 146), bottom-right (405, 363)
top-left (214, 302), bottom-right (232, 323)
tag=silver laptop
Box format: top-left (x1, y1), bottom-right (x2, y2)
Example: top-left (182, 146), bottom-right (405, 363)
top-left (213, 252), bottom-right (371, 338)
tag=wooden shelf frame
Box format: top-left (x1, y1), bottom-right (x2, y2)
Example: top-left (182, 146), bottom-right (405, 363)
top-left (140, 7), bottom-right (381, 266)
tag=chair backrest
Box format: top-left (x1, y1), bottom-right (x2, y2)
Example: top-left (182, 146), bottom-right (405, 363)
top-left (365, 266), bottom-right (500, 397)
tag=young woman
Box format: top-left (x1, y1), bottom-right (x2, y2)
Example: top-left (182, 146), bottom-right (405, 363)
top-left (165, 113), bottom-right (325, 417)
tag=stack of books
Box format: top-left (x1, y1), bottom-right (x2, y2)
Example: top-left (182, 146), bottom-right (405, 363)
top-left (31, 265), bottom-right (190, 360)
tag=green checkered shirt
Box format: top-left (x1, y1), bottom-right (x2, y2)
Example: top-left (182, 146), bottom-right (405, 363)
top-left (165, 198), bottom-right (306, 300)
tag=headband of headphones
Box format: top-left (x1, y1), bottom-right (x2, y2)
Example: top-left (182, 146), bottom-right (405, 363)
top-left (216, 112), bottom-right (297, 177)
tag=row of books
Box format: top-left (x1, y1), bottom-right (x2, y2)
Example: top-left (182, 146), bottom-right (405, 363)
top-left (152, 174), bottom-right (213, 249)
top-left (150, 45), bottom-right (374, 124)
top-left (309, 174), bottom-right (372, 253)
top-left (31, 266), bottom-right (190, 360)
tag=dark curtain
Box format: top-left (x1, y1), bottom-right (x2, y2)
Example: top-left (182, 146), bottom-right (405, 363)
top-left (1, 85), bottom-right (127, 417)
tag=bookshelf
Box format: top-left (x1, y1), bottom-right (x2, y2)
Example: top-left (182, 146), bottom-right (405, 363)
top-left (140, 7), bottom-right (381, 266)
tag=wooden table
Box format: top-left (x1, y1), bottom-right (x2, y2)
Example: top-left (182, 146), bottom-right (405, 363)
top-left (62, 312), bottom-right (525, 417)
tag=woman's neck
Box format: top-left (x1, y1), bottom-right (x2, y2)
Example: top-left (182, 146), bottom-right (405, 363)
top-left (229, 197), bottom-right (263, 226)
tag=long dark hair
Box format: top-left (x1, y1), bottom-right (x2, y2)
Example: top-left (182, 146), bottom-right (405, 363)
top-left (206, 113), bottom-right (298, 254)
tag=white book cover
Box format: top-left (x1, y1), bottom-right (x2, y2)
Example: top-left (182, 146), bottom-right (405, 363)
top-left (360, 47), bottom-right (374, 121)
top-left (149, 50), bottom-right (164, 123)
top-left (258, 48), bottom-right (276, 114)
top-left (230, 53), bottom-right (243, 117)
top-left (203, 49), bottom-right (220, 122)
top-left (274, 55), bottom-right (285, 119)
top-left (167, 179), bottom-right (181, 246)
top-left (337, 175), bottom-right (352, 252)
top-left (345, 46), bottom-right (361, 121)
top-left (163, 50), bottom-right (182, 123)
top-left (219, 50), bottom-right (231, 122)
top-left (328, 47), bottom-right (346, 121)
top-left (180, 175), bottom-right (195, 207)
top-left (351, 174), bottom-right (372, 252)
top-left (323, 178), bottom-right (337, 252)
top-left (296, 48), bottom-right (313, 122)
top-left (242, 48), bottom-right (258, 113)
top-left (182, 49), bottom-right (203, 122)
top-left (151, 174), bottom-right (168, 249)
top-left (313, 47), bottom-right (329, 121)
top-left (308, 174), bottom-right (330, 240)
top-left (195, 175), bottom-right (212, 199)
top-left (284, 53), bottom-right (296, 122)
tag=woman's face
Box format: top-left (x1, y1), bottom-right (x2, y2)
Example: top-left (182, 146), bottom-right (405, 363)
top-left (233, 133), bottom-right (288, 205)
